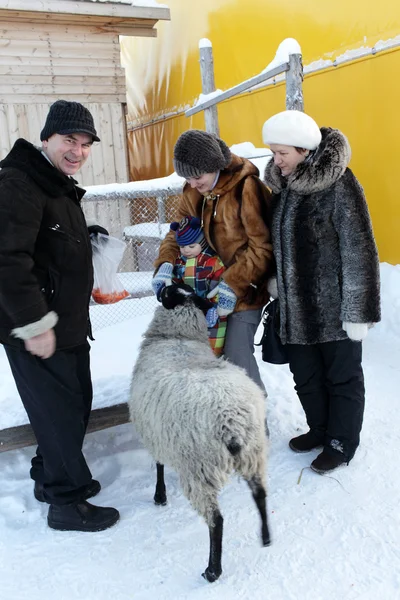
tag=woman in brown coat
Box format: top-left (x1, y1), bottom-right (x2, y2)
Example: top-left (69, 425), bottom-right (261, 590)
top-left (153, 129), bottom-right (274, 391)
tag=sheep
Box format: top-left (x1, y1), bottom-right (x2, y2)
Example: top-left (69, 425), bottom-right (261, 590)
top-left (129, 283), bottom-right (271, 582)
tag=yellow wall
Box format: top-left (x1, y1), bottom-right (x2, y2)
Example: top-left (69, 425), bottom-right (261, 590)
top-left (121, 0), bottom-right (400, 263)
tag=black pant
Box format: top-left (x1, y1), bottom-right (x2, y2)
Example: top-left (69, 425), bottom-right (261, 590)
top-left (286, 339), bottom-right (365, 461)
top-left (5, 343), bottom-right (93, 504)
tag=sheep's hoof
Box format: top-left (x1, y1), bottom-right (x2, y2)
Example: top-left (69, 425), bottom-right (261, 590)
top-left (263, 537), bottom-right (271, 547)
top-left (262, 528), bottom-right (271, 546)
top-left (153, 492), bottom-right (167, 506)
top-left (202, 567), bottom-right (221, 583)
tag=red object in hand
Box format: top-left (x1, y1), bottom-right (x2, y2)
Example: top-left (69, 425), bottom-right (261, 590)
top-left (92, 288), bottom-right (129, 304)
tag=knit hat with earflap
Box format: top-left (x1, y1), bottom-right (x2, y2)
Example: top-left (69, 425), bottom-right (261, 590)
top-left (173, 130), bottom-right (232, 178)
top-left (262, 110), bottom-right (321, 150)
top-left (40, 100), bottom-right (100, 142)
top-left (170, 216), bottom-right (206, 248)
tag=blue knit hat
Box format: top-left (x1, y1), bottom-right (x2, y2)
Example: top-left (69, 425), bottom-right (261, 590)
top-left (170, 216), bottom-right (204, 246)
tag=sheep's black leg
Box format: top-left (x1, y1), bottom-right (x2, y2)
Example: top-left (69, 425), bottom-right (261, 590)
top-left (202, 510), bottom-right (223, 583)
top-left (153, 462), bottom-right (167, 505)
top-left (247, 476), bottom-right (271, 546)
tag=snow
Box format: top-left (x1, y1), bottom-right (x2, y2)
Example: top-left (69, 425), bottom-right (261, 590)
top-left (229, 142), bottom-right (272, 176)
top-left (261, 38), bottom-right (302, 73)
top-left (1, 262), bottom-right (400, 598)
top-left (375, 35), bottom-right (400, 51)
top-left (123, 222), bottom-right (170, 239)
top-left (199, 38), bottom-right (212, 48)
top-left (194, 89), bottom-right (224, 107)
top-left (84, 171), bottom-right (184, 199)
top-left (303, 36), bottom-right (400, 75)
top-left (229, 142), bottom-right (271, 159)
top-left (304, 58), bottom-right (336, 74)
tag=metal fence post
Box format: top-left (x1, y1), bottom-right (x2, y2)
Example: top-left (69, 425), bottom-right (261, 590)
top-left (286, 53), bottom-right (304, 111)
top-left (199, 40), bottom-right (220, 136)
top-left (156, 195), bottom-right (166, 239)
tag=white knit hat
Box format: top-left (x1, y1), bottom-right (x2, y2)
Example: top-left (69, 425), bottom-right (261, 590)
top-left (262, 110), bottom-right (322, 150)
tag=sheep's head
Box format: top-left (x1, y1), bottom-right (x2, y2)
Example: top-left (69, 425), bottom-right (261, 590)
top-left (143, 283), bottom-right (213, 343)
top-left (160, 283), bottom-right (214, 312)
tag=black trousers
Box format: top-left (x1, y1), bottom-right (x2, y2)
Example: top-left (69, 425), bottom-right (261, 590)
top-left (5, 343), bottom-right (93, 505)
top-left (286, 339), bottom-right (365, 461)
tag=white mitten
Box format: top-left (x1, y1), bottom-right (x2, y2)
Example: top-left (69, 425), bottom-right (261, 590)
top-left (152, 262), bottom-right (173, 300)
top-left (207, 280), bottom-right (237, 317)
top-left (342, 322), bottom-right (369, 342)
top-left (267, 276), bottom-right (278, 300)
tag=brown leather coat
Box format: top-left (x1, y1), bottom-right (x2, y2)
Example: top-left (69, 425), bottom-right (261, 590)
top-left (155, 154), bottom-right (273, 311)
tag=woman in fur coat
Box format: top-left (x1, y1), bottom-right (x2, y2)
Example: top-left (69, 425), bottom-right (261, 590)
top-left (152, 130), bottom-right (274, 392)
top-left (262, 110), bottom-right (381, 474)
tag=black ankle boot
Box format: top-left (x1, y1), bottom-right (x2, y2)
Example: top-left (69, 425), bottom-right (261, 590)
top-left (47, 500), bottom-right (119, 532)
top-left (34, 479), bottom-right (101, 503)
top-left (289, 430), bottom-right (324, 453)
top-left (310, 449), bottom-right (348, 474)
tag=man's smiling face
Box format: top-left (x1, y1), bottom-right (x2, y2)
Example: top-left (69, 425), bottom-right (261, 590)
top-left (42, 132), bottom-right (93, 176)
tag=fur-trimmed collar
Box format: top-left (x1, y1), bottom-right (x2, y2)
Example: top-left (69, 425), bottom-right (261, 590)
top-left (0, 138), bottom-right (85, 200)
top-left (264, 127), bottom-right (351, 195)
top-left (213, 154), bottom-right (259, 195)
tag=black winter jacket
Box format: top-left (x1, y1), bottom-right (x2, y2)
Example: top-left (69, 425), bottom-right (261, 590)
top-left (264, 127), bottom-right (381, 345)
top-left (0, 139), bottom-right (93, 349)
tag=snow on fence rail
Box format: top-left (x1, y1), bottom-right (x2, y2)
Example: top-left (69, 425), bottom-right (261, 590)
top-left (82, 174), bottom-right (184, 331)
top-left (188, 37), bottom-right (304, 135)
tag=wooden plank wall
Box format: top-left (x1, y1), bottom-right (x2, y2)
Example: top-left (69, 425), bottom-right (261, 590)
top-left (0, 20), bottom-right (129, 186)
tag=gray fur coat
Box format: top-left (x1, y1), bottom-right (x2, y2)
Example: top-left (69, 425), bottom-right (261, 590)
top-left (264, 127), bottom-right (381, 345)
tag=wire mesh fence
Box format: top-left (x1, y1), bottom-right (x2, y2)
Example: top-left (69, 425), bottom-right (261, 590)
top-left (82, 178), bottom-right (184, 332)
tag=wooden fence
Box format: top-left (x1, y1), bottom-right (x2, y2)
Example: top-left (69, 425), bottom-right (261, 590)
top-left (186, 40), bottom-right (304, 135)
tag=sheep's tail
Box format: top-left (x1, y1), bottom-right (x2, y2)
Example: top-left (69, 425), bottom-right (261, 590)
top-left (226, 437), bottom-right (241, 456)
top-left (223, 421), bottom-right (267, 489)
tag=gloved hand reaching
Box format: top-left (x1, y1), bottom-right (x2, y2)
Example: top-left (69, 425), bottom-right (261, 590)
top-left (205, 306), bottom-right (218, 328)
top-left (342, 322), bottom-right (370, 342)
top-left (207, 280), bottom-right (237, 317)
top-left (152, 262), bottom-right (173, 300)
top-left (88, 224), bottom-right (109, 238)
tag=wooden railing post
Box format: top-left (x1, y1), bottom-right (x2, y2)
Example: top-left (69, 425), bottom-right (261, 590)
top-left (286, 53), bottom-right (304, 111)
top-left (199, 39), bottom-right (220, 136)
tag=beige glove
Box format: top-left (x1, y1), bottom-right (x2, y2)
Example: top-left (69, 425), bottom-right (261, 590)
top-left (25, 329), bottom-right (56, 359)
top-left (342, 322), bottom-right (370, 342)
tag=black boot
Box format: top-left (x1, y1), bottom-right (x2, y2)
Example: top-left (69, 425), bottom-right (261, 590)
top-left (289, 430), bottom-right (324, 453)
top-left (47, 500), bottom-right (119, 532)
top-left (310, 449), bottom-right (348, 474)
top-left (34, 479), bottom-right (101, 503)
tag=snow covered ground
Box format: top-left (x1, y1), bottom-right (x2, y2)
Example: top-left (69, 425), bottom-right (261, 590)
top-left (0, 264), bottom-right (399, 600)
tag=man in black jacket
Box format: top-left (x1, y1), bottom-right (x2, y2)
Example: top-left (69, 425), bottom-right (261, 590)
top-left (0, 100), bottom-right (119, 531)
